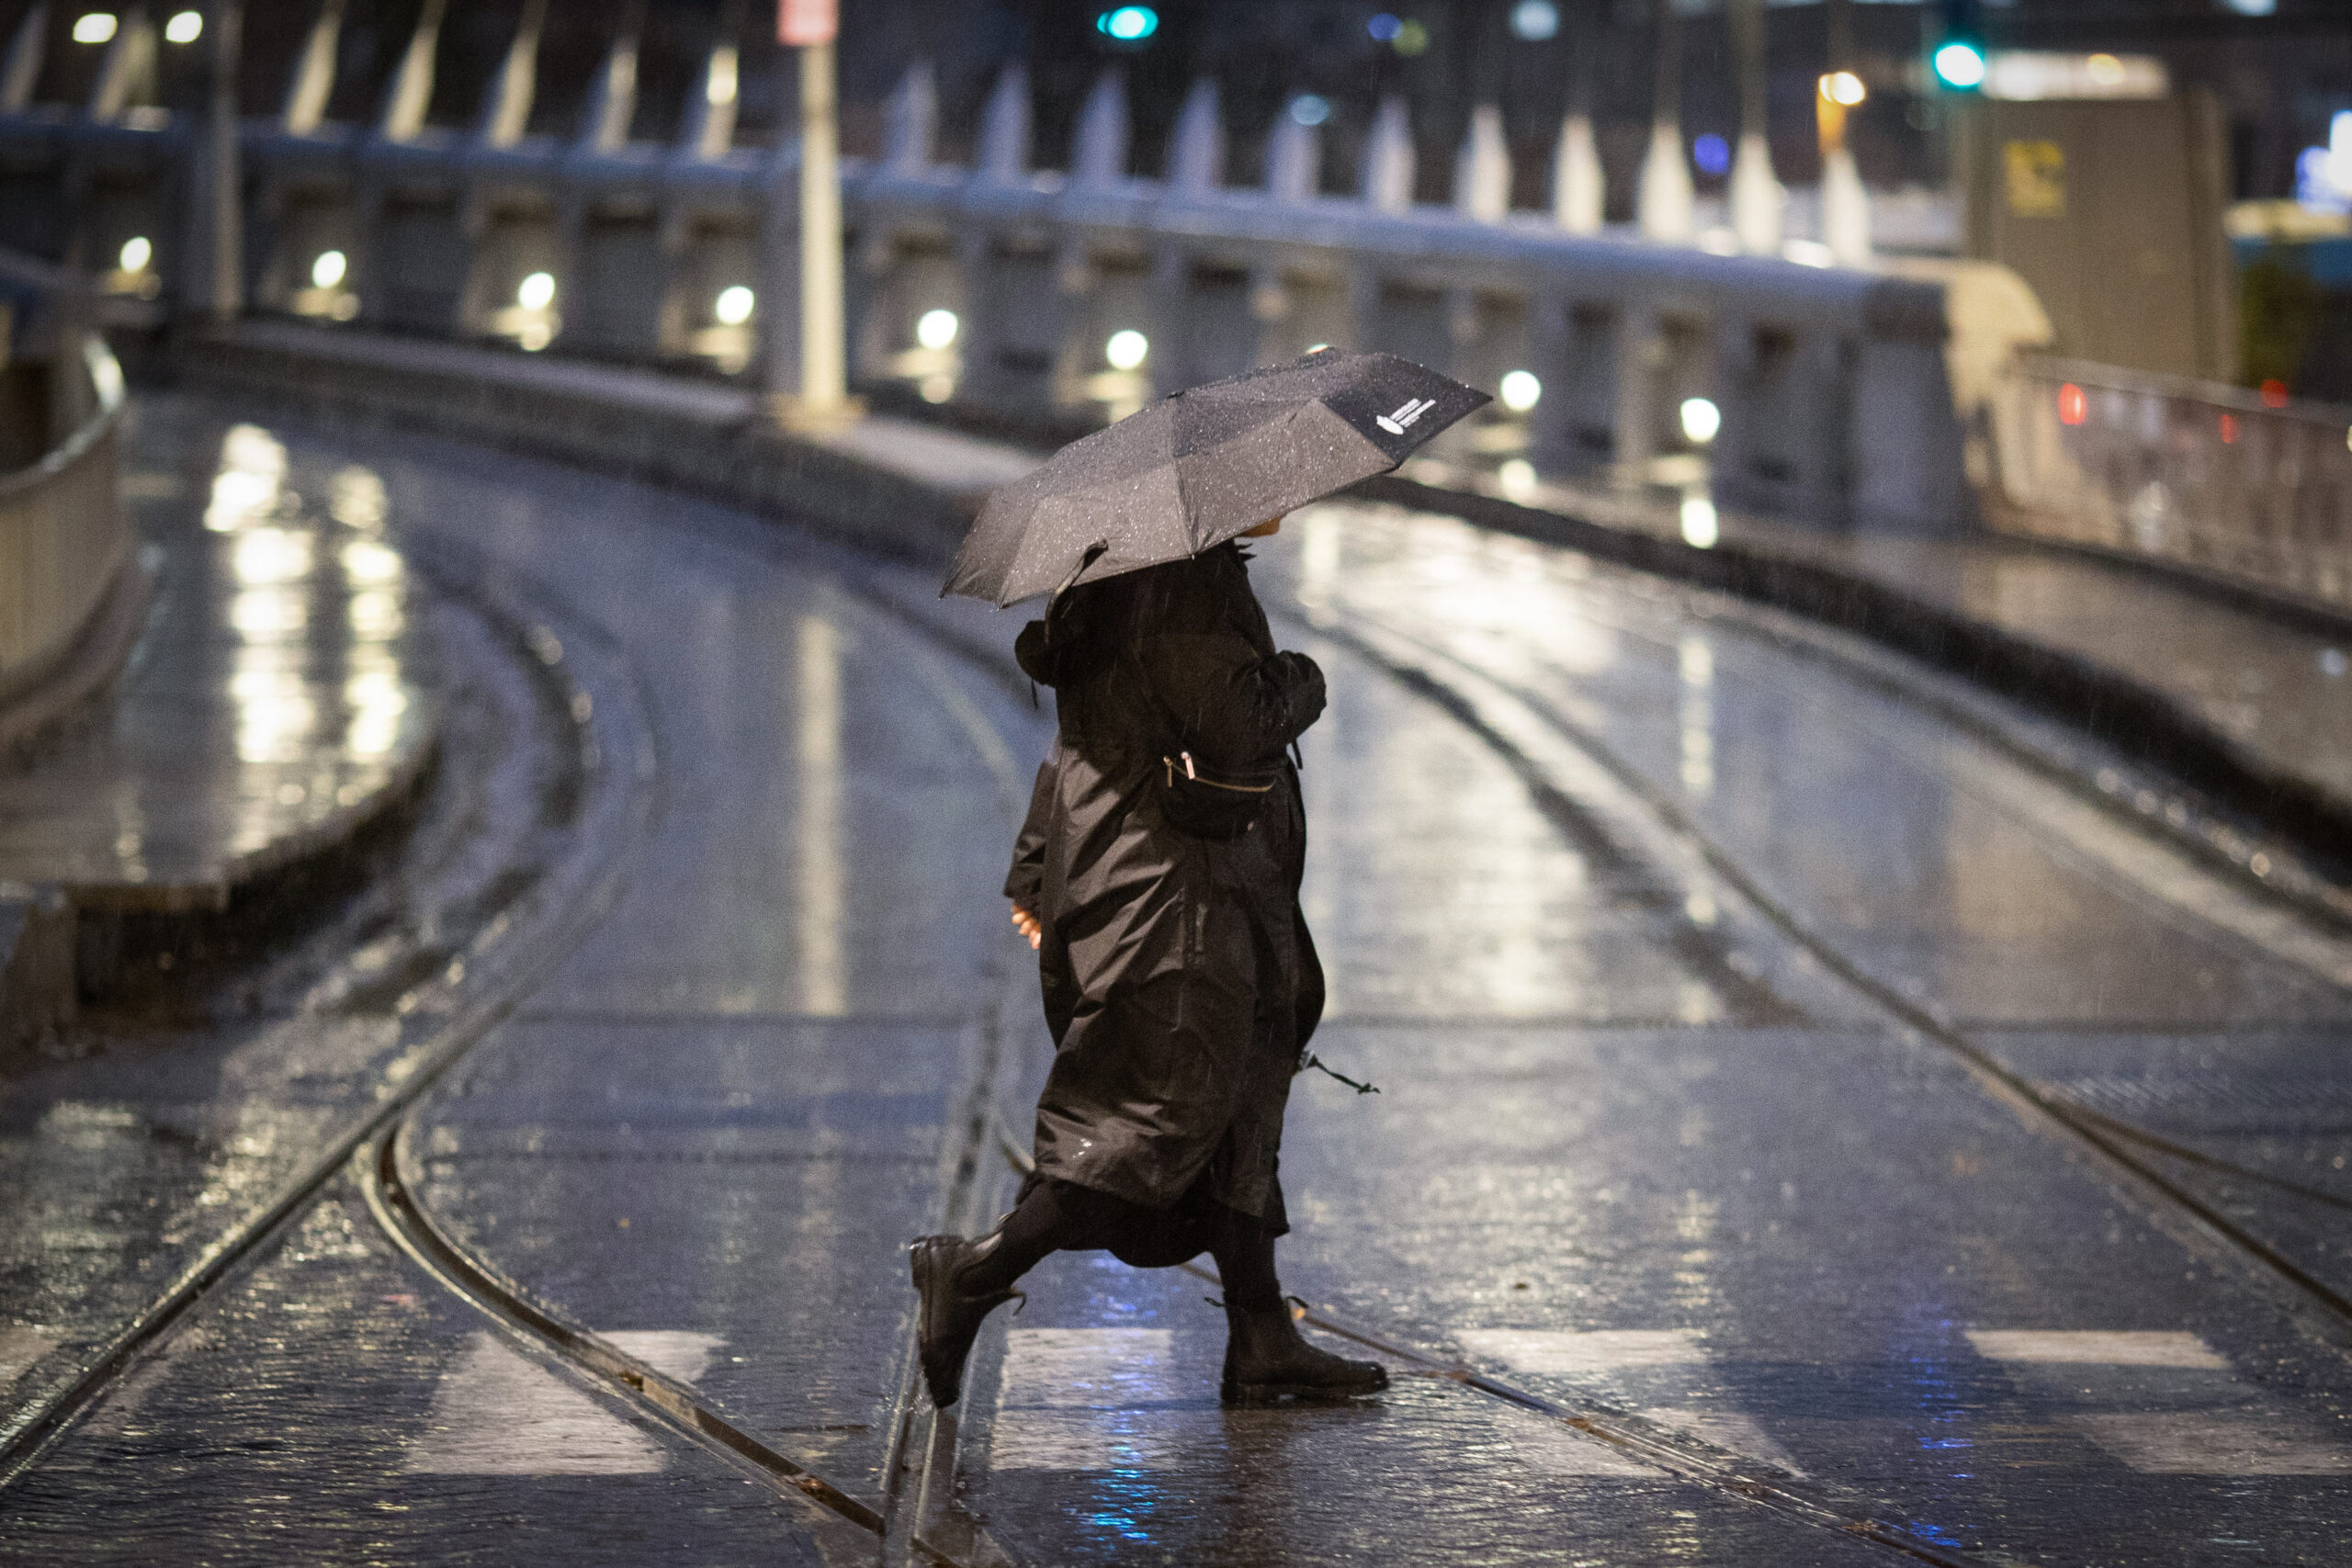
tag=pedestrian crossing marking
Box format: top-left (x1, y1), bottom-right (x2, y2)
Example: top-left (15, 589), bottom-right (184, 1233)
top-left (1510, 1420), bottom-right (1661, 1476)
top-left (989, 1328), bottom-right (1192, 1472)
top-left (0, 1325), bottom-right (59, 1386)
top-left (1640, 1409), bottom-right (1806, 1477)
top-left (601, 1328), bottom-right (725, 1386)
top-left (404, 1331), bottom-right (664, 1475)
top-left (1965, 1330), bottom-right (2227, 1369)
top-left (997, 1327), bottom-right (1181, 1408)
top-left (1457, 1328), bottom-right (1707, 1373)
top-left (2070, 1413), bottom-right (2352, 1475)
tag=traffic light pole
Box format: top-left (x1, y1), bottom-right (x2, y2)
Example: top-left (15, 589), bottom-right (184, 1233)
top-left (774, 0), bottom-right (859, 432)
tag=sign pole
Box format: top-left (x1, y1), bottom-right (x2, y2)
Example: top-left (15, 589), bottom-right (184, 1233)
top-left (777, 0), bottom-right (858, 431)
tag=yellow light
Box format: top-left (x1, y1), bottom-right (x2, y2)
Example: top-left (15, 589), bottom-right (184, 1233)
top-left (517, 271), bottom-right (556, 310)
top-left (916, 309), bottom-right (959, 350)
top-left (1105, 330), bottom-right (1148, 371)
top-left (2086, 52), bottom-right (2125, 87)
top-left (714, 285), bottom-right (754, 325)
top-left (72, 13), bottom-right (117, 44)
top-left (1498, 369), bottom-right (1542, 413)
top-left (164, 9), bottom-right (201, 42)
top-left (311, 249), bottom-right (346, 288)
top-left (707, 49), bottom-right (738, 106)
top-left (118, 235), bottom-right (151, 272)
top-left (1820, 71), bottom-right (1866, 107)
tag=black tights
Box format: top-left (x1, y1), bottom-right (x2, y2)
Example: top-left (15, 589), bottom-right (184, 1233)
top-left (960, 1178), bottom-right (1285, 1314)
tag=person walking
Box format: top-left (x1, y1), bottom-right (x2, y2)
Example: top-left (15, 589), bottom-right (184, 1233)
top-left (912, 512), bottom-right (1384, 1408)
top-left (921, 347), bottom-right (1487, 1410)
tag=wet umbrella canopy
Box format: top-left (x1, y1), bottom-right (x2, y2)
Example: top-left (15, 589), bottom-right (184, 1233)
top-left (942, 348), bottom-right (1490, 606)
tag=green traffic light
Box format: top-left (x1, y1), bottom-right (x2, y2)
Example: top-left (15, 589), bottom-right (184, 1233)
top-left (1096, 6), bottom-right (1158, 41)
top-left (1933, 40), bottom-right (1986, 90)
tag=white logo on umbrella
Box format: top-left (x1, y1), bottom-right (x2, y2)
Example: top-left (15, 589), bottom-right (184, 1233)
top-left (1374, 397), bottom-right (1437, 436)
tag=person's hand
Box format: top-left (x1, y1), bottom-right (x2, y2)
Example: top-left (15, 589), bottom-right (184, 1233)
top-left (1010, 903), bottom-right (1042, 950)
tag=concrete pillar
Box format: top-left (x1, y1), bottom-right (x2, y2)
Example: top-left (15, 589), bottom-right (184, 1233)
top-left (1613, 303), bottom-right (1666, 488)
top-left (678, 40), bottom-right (739, 160)
top-left (280, 0), bottom-right (340, 134)
top-left (977, 62), bottom-right (1029, 182)
top-left (204, 0), bottom-right (243, 322)
top-left (1265, 101), bottom-right (1319, 203)
top-left (881, 61), bottom-right (935, 173)
top-left (1727, 0), bottom-right (1783, 255)
top-left (1360, 96), bottom-right (1413, 214)
top-left (1636, 0), bottom-right (1690, 243)
top-left (376, 0), bottom-right (445, 143)
top-left (1454, 105), bottom-right (1510, 224)
top-left (1168, 78), bottom-right (1222, 194)
top-left (1071, 69), bottom-right (1128, 186)
top-left (1, 5), bottom-right (47, 113)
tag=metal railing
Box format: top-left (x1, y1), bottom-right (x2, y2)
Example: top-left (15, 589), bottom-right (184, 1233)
top-left (0, 334), bottom-right (129, 702)
top-left (1987, 355), bottom-right (2352, 612)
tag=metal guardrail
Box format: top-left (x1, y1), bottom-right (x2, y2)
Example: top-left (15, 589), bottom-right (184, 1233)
top-left (0, 334), bottom-right (129, 704)
top-left (1988, 355), bottom-right (2352, 614)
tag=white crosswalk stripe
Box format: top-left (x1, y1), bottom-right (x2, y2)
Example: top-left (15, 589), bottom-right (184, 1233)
top-left (403, 1331), bottom-right (664, 1475)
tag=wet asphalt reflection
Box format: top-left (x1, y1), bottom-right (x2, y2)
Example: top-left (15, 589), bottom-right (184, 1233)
top-left (5, 413), bottom-right (2352, 1564)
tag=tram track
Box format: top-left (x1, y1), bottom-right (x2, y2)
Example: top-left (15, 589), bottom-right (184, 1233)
top-left (21, 419), bottom-right (2351, 1562)
top-left (0, 538), bottom-right (664, 1493)
top-left (1297, 596), bottom-right (2352, 1355)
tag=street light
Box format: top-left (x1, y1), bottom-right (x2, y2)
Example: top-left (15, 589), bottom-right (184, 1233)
top-left (164, 10), bottom-right (201, 42)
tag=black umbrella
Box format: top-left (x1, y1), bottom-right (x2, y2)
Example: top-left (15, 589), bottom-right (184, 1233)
top-left (941, 348), bottom-right (1491, 607)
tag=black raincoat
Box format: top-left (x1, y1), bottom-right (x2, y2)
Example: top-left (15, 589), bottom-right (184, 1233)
top-left (1004, 543), bottom-right (1327, 1236)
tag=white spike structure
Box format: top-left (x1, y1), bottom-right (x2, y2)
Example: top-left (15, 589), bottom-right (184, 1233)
top-left (677, 41), bottom-right (738, 159)
top-left (1360, 96), bottom-right (1413, 215)
top-left (1637, 120), bottom-right (1692, 243)
top-left (377, 0), bottom-right (446, 143)
top-left (1071, 69), bottom-right (1128, 186)
top-left (1168, 78), bottom-right (1222, 195)
top-left (576, 28), bottom-right (639, 153)
top-left (1454, 105), bottom-right (1510, 224)
top-left (1727, 0), bottom-right (1782, 254)
top-left (478, 0), bottom-right (544, 150)
top-left (1730, 131), bottom-right (1783, 254)
top-left (87, 11), bottom-right (156, 124)
top-left (1822, 145), bottom-right (1871, 266)
top-left (1264, 103), bottom-right (1318, 203)
top-left (281, 0), bottom-right (342, 135)
top-left (881, 61), bottom-right (935, 173)
top-left (1, 4), bottom-right (48, 115)
top-left (1552, 112), bottom-right (1603, 234)
top-left (977, 62), bottom-right (1029, 183)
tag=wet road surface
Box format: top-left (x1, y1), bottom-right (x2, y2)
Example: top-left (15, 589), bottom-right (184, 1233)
top-left (5, 409), bottom-right (2351, 1564)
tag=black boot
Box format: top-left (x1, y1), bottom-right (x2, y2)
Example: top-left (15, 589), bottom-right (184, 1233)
top-left (910, 1234), bottom-right (1021, 1408)
top-left (1221, 1301), bottom-right (1388, 1405)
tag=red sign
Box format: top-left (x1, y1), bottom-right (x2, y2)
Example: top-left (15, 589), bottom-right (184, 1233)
top-left (779, 0), bottom-right (836, 45)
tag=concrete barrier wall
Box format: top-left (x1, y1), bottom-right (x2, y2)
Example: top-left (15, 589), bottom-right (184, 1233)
top-left (0, 334), bottom-right (129, 712)
top-left (0, 34), bottom-right (2052, 541)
